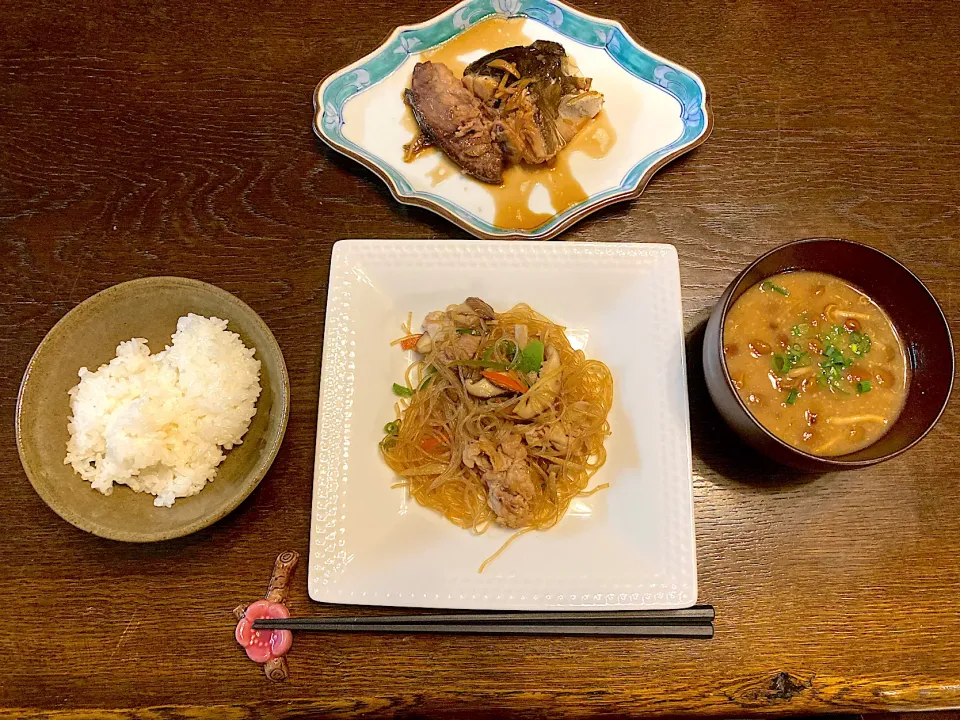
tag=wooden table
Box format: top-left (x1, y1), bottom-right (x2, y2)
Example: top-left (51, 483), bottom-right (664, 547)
top-left (2, 0), bottom-right (958, 717)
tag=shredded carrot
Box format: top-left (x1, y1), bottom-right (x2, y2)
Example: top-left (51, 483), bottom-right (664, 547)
top-left (400, 334), bottom-right (422, 351)
top-left (391, 333), bottom-right (421, 348)
top-left (482, 370), bottom-right (529, 394)
top-left (420, 435), bottom-right (447, 452)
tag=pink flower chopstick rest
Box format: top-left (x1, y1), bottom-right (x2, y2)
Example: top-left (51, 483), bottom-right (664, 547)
top-left (233, 551), bottom-right (299, 682)
top-left (235, 600), bottom-right (293, 663)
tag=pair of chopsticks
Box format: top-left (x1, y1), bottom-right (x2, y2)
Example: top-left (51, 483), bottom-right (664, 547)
top-left (253, 604), bottom-right (714, 638)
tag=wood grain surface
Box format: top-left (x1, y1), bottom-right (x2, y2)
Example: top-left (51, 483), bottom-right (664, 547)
top-left (2, 0), bottom-right (959, 717)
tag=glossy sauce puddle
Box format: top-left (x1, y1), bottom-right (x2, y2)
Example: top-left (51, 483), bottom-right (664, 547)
top-left (402, 17), bottom-right (618, 231)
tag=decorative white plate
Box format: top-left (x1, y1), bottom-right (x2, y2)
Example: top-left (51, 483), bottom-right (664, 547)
top-left (309, 239), bottom-right (697, 610)
top-left (313, 0), bottom-right (712, 240)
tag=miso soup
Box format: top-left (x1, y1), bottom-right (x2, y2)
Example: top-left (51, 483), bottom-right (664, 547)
top-left (723, 271), bottom-right (908, 456)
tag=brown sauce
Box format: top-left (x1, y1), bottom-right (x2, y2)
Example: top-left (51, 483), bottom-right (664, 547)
top-left (400, 99), bottom-right (420, 135)
top-left (407, 17), bottom-right (617, 231)
top-left (422, 17), bottom-right (533, 75)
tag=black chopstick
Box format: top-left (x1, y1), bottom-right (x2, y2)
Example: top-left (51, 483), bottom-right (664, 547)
top-left (252, 605), bottom-right (714, 638)
top-left (252, 620), bottom-right (713, 638)
top-left (255, 605), bottom-right (713, 628)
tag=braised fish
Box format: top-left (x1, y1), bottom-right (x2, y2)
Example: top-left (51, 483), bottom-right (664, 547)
top-left (402, 41), bottom-right (603, 182)
top-left (404, 61), bottom-right (504, 184)
top-left (462, 40), bottom-right (603, 165)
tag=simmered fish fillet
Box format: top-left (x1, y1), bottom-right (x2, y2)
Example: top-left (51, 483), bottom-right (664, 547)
top-left (556, 91), bottom-right (604, 143)
top-left (404, 61), bottom-right (503, 184)
top-left (401, 41), bottom-right (603, 179)
top-left (462, 40), bottom-right (604, 165)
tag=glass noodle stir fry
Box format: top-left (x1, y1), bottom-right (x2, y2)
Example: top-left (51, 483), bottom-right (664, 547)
top-left (381, 298), bottom-right (613, 568)
top-left (723, 272), bottom-right (908, 457)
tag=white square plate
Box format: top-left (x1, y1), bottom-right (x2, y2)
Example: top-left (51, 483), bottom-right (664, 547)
top-left (309, 239), bottom-right (696, 610)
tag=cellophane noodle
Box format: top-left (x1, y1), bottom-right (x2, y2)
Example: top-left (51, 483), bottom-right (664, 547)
top-left (380, 303), bottom-right (613, 559)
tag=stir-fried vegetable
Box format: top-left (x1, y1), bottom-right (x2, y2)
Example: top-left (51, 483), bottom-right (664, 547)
top-left (419, 366), bottom-right (437, 390)
top-left (481, 370), bottom-right (529, 394)
top-left (516, 339), bottom-right (544, 374)
top-left (420, 436), bottom-right (446, 452)
top-left (392, 383), bottom-right (414, 398)
top-left (497, 339), bottom-right (519, 362)
top-left (399, 334), bottom-right (422, 351)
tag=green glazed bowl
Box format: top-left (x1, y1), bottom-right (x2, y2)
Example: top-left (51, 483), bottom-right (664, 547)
top-left (15, 277), bottom-right (290, 542)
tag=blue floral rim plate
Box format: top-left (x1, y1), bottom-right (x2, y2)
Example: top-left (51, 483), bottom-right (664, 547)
top-left (313, 0), bottom-right (713, 240)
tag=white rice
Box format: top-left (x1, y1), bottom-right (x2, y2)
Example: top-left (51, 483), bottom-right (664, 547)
top-left (65, 314), bottom-right (262, 507)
